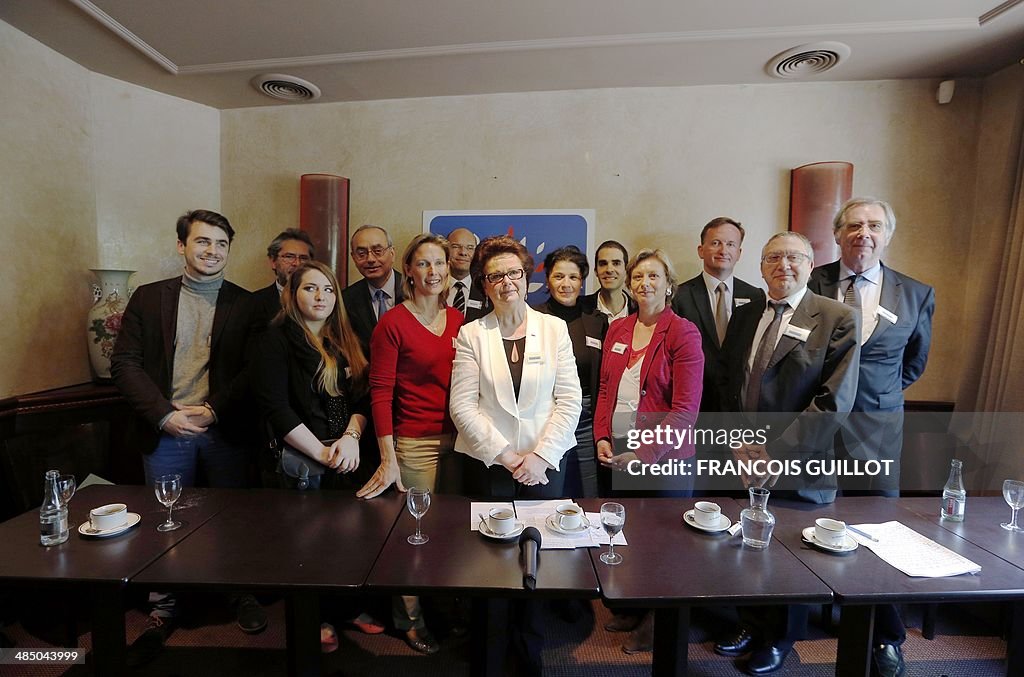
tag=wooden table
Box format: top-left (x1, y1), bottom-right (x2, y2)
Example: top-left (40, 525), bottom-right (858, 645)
top-left (769, 496), bottom-right (1024, 677)
top-left (0, 483), bottom-right (227, 676)
top-left (133, 488), bottom-right (406, 677)
top-left (365, 494), bottom-right (600, 676)
top-left (579, 497), bottom-right (833, 677)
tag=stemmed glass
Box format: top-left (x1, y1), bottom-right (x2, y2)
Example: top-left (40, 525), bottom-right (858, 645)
top-left (57, 474), bottom-right (77, 528)
top-left (1001, 479), bottom-right (1024, 532)
top-left (407, 487), bottom-right (431, 545)
top-left (599, 502), bottom-right (625, 565)
top-left (154, 474), bottom-right (183, 532)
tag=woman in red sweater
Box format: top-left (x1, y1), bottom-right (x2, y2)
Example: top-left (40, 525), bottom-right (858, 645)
top-left (357, 232), bottom-right (464, 654)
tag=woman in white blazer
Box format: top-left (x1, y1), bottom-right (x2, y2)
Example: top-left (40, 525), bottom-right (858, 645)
top-left (450, 235), bottom-right (582, 499)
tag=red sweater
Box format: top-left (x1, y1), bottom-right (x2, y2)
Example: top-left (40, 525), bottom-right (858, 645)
top-left (370, 304), bottom-right (464, 438)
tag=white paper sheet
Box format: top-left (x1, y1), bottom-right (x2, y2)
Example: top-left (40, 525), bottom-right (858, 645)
top-left (849, 521), bottom-right (981, 578)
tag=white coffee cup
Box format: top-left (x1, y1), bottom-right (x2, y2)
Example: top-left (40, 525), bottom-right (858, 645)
top-left (90, 503), bottom-right (128, 531)
top-left (814, 518), bottom-right (847, 547)
top-left (693, 501), bottom-right (722, 527)
top-left (488, 507), bottom-right (516, 535)
top-left (556, 503), bottom-right (584, 530)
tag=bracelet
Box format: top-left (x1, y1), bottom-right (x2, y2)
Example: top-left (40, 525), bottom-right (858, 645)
top-left (342, 430), bottom-right (361, 440)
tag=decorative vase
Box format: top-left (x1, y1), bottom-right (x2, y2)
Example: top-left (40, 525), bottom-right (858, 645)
top-left (86, 269), bottom-right (134, 382)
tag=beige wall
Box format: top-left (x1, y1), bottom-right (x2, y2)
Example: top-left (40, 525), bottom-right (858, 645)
top-left (223, 79), bottom-right (983, 402)
top-left (0, 22), bottom-right (219, 398)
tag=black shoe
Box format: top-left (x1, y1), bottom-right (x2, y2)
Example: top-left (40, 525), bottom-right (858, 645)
top-left (404, 627), bottom-right (440, 655)
top-left (235, 594), bottom-right (268, 634)
top-left (872, 643), bottom-right (905, 677)
top-left (126, 615), bottom-right (174, 668)
top-left (715, 627), bottom-right (757, 656)
top-left (744, 644), bottom-right (792, 675)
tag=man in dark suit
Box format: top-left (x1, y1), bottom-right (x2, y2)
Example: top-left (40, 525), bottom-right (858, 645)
top-left (808, 197), bottom-right (934, 677)
top-left (341, 224), bottom-right (405, 350)
top-left (578, 239), bottom-right (637, 323)
top-left (251, 228), bottom-right (314, 331)
top-left (444, 227), bottom-right (490, 321)
top-left (716, 231), bottom-right (859, 675)
top-left (110, 209), bottom-right (266, 664)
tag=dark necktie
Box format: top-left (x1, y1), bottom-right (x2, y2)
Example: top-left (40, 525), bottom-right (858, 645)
top-left (452, 281), bottom-right (466, 314)
top-left (374, 288), bottom-right (389, 320)
top-left (843, 274), bottom-right (862, 310)
top-left (744, 301), bottom-right (787, 412)
top-left (714, 282), bottom-right (728, 347)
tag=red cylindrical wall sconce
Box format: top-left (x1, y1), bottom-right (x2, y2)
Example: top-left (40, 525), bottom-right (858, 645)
top-left (789, 161), bottom-right (853, 266)
top-left (300, 173), bottom-right (350, 285)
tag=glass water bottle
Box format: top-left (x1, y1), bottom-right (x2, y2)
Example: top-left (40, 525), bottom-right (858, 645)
top-left (741, 486), bottom-right (776, 549)
top-left (940, 459), bottom-right (966, 522)
top-left (39, 469), bottom-right (69, 546)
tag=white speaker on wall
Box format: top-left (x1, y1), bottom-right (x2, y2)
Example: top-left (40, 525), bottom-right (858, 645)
top-left (937, 80), bottom-right (956, 105)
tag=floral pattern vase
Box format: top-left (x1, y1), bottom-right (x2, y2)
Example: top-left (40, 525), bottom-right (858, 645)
top-left (87, 269), bottom-right (133, 381)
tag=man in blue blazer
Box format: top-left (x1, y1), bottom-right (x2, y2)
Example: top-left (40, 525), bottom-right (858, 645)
top-left (807, 197), bottom-right (935, 677)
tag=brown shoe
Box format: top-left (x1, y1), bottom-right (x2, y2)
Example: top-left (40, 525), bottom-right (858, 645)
top-left (604, 612), bottom-right (643, 633)
top-left (622, 612), bottom-right (654, 654)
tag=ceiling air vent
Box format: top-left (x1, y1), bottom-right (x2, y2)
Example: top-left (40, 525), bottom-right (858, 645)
top-left (251, 73), bottom-right (322, 101)
top-left (766, 42), bottom-right (851, 79)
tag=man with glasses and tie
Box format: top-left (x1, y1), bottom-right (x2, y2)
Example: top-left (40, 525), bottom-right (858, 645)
top-left (252, 228), bottom-right (315, 331)
top-left (715, 231), bottom-right (859, 675)
top-left (807, 198), bottom-right (934, 677)
top-left (342, 224), bottom-right (404, 351)
top-left (445, 227), bottom-right (489, 321)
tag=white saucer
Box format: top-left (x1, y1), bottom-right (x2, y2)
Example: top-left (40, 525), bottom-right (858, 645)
top-left (78, 512), bottom-right (142, 538)
top-left (545, 513), bottom-right (592, 536)
top-left (478, 519), bottom-right (525, 541)
top-left (801, 527), bottom-right (858, 553)
top-left (683, 509), bottom-right (732, 533)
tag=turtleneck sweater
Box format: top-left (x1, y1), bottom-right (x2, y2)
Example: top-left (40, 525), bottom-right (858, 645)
top-left (169, 269), bottom-right (224, 413)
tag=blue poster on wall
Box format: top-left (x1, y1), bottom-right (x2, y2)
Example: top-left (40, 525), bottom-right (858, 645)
top-left (423, 210), bottom-right (595, 296)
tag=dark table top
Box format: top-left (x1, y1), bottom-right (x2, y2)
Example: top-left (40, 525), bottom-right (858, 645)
top-left (365, 494), bottom-right (600, 598)
top-left (769, 496), bottom-right (1024, 604)
top-left (133, 489), bottom-right (406, 591)
top-left (0, 484), bottom-right (225, 585)
top-left (578, 497), bottom-right (832, 607)
top-left (901, 496), bottom-right (1023, 569)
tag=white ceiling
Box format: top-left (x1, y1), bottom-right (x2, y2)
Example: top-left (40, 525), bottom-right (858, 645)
top-left (2, 0), bottom-right (1023, 109)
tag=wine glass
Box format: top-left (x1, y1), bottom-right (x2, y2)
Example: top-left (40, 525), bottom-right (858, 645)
top-left (599, 502), bottom-right (625, 565)
top-left (57, 474), bottom-right (77, 528)
top-left (1001, 479), bottom-right (1024, 532)
top-left (154, 474), bottom-right (183, 532)
top-left (407, 487), bottom-right (431, 545)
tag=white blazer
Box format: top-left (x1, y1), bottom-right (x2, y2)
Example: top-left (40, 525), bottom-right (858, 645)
top-left (450, 306), bottom-right (582, 468)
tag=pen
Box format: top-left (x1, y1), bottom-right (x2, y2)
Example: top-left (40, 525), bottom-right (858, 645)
top-left (847, 525), bottom-right (879, 542)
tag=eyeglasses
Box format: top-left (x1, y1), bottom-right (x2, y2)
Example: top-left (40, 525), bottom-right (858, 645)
top-left (484, 268), bottom-right (526, 285)
top-left (352, 245), bottom-right (392, 261)
top-left (277, 253), bottom-right (311, 263)
top-left (761, 252), bottom-right (810, 265)
top-left (450, 244), bottom-right (476, 253)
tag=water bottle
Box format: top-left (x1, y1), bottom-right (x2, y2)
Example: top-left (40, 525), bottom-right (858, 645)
top-left (940, 459), bottom-right (966, 522)
top-left (39, 469), bottom-right (69, 546)
top-left (740, 486), bottom-right (776, 549)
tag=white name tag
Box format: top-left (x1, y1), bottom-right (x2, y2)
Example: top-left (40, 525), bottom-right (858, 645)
top-left (526, 353), bottom-right (543, 365)
top-left (877, 306), bottom-right (898, 324)
top-left (466, 299), bottom-right (482, 309)
top-left (735, 298), bottom-right (751, 307)
top-left (611, 342), bottom-right (627, 354)
top-left (586, 336), bottom-right (602, 349)
top-left (783, 325), bottom-right (811, 342)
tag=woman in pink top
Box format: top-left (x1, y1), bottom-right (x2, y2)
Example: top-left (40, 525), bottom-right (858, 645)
top-left (357, 232), bottom-right (464, 655)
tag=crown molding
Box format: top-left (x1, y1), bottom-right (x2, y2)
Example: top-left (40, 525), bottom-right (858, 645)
top-left (69, 0), bottom-right (178, 73)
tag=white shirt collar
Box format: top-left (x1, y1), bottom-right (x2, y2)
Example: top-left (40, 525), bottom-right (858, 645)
top-left (838, 261), bottom-right (882, 285)
top-left (701, 270), bottom-right (735, 295)
top-left (768, 285), bottom-right (808, 311)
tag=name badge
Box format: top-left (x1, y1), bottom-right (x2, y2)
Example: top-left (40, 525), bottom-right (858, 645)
top-left (344, 367), bottom-right (352, 378)
top-left (466, 299), bottom-right (482, 309)
top-left (526, 354), bottom-right (543, 365)
top-left (877, 306), bottom-right (898, 324)
top-left (611, 342), bottom-right (627, 354)
top-left (735, 298), bottom-right (751, 307)
top-left (586, 336), bottom-right (602, 349)
top-left (783, 325), bottom-right (811, 342)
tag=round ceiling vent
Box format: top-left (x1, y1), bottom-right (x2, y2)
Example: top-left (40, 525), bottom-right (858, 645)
top-left (251, 73), bottom-right (322, 101)
top-left (766, 42), bottom-right (851, 79)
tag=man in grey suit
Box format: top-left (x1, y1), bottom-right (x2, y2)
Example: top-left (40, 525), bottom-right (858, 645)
top-left (341, 224), bottom-right (405, 350)
top-left (807, 197), bottom-right (934, 677)
top-left (251, 228), bottom-right (315, 332)
top-left (715, 231), bottom-right (859, 676)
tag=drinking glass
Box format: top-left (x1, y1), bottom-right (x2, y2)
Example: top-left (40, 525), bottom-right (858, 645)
top-left (1001, 479), bottom-right (1024, 532)
top-left (407, 487), bottom-right (431, 545)
top-left (599, 502), bottom-right (625, 565)
top-left (154, 474), bottom-right (183, 532)
top-left (57, 474), bottom-right (77, 527)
